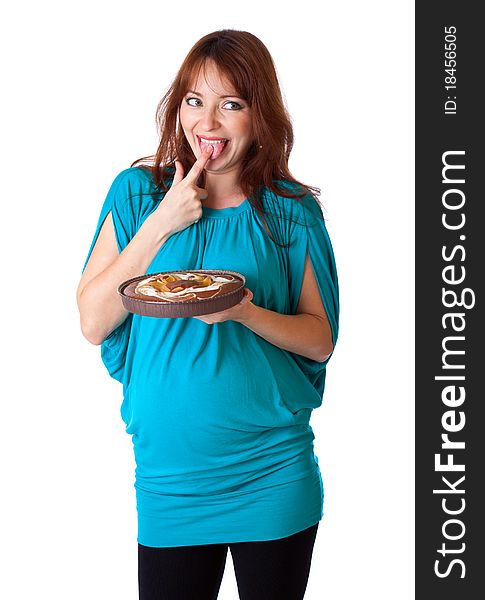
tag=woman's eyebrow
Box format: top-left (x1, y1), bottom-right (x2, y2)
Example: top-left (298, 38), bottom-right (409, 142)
top-left (186, 89), bottom-right (242, 99)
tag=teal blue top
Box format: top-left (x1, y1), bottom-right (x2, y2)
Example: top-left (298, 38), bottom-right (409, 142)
top-left (82, 167), bottom-right (339, 548)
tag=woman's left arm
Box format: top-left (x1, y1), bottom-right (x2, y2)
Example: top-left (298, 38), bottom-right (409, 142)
top-left (194, 253), bottom-right (334, 363)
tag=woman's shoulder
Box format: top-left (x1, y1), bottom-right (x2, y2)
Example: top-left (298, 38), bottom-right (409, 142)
top-left (262, 179), bottom-right (324, 226)
top-left (107, 166), bottom-right (165, 211)
top-left (110, 165), bottom-right (158, 191)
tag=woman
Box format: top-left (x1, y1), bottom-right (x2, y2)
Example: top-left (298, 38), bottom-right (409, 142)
top-left (77, 29), bottom-right (339, 600)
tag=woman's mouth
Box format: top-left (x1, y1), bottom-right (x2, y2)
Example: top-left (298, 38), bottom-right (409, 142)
top-left (197, 136), bottom-right (230, 160)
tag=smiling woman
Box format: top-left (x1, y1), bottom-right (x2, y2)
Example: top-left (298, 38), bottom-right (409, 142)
top-left (131, 29), bottom-right (324, 226)
top-left (178, 65), bottom-right (254, 183)
top-left (77, 28), bottom-right (339, 600)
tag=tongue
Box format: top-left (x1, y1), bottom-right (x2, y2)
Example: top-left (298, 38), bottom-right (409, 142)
top-left (200, 139), bottom-right (227, 160)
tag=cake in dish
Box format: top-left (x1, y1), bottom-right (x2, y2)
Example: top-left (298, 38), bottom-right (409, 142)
top-left (131, 272), bottom-right (241, 302)
top-left (118, 270), bottom-right (246, 318)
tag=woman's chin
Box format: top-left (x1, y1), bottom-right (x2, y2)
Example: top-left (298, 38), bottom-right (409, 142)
top-left (205, 156), bottom-right (232, 170)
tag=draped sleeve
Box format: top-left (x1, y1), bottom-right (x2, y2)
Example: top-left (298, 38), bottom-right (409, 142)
top-left (286, 192), bottom-right (340, 398)
top-left (81, 168), bottom-right (151, 383)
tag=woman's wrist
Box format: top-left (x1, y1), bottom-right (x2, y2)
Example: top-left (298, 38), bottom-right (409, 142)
top-left (143, 213), bottom-right (173, 247)
top-left (233, 300), bottom-right (257, 325)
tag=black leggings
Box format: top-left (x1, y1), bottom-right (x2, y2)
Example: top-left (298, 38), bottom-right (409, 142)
top-left (138, 522), bottom-right (319, 600)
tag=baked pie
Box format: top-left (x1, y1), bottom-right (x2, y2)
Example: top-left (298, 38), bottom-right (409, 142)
top-left (118, 270), bottom-right (245, 318)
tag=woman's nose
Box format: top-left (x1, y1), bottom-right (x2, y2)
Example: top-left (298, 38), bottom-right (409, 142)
top-left (200, 108), bottom-right (220, 130)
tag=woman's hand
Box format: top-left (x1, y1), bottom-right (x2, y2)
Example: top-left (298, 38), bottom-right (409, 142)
top-left (150, 146), bottom-right (214, 236)
top-left (193, 288), bottom-right (254, 324)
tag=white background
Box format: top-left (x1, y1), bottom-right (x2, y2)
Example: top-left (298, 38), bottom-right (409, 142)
top-left (1, 1), bottom-right (414, 598)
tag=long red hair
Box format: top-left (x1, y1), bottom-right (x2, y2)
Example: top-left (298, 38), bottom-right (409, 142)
top-left (131, 29), bottom-right (324, 246)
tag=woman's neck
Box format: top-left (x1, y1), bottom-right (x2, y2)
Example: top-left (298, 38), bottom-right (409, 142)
top-left (203, 170), bottom-right (245, 208)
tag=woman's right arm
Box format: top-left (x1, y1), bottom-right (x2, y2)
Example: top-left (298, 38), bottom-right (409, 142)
top-left (77, 147), bottom-right (213, 346)
top-left (76, 212), bottom-right (172, 345)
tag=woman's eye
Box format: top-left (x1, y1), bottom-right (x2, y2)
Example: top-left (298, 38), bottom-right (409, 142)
top-left (185, 97), bottom-right (243, 110)
top-left (223, 101), bottom-right (243, 110)
top-left (186, 97), bottom-right (202, 107)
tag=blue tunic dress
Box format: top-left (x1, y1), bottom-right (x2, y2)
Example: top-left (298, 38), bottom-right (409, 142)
top-left (82, 167), bottom-right (339, 548)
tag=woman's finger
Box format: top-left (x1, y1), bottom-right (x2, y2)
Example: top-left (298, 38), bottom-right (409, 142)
top-left (184, 146), bottom-right (214, 184)
top-left (172, 160), bottom-right (185, 185)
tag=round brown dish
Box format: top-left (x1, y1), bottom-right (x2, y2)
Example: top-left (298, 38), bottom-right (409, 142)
top-left (118, 269), bottom-right (246, 318)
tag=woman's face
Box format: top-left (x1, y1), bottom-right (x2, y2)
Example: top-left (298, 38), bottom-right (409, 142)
top-left (179, 61), bottom-right (253, 176)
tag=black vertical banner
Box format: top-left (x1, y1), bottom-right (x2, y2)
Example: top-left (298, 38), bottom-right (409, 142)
top-left (416, 2), bottom-right (483, 598)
